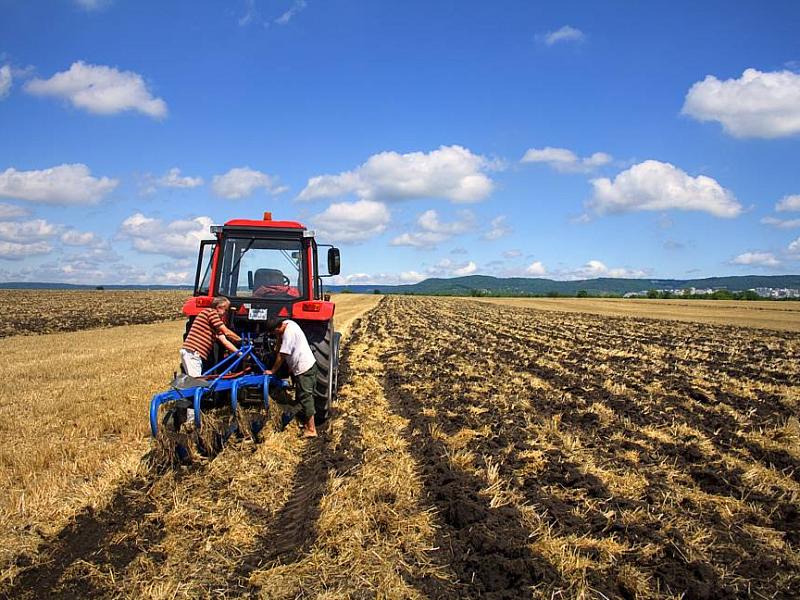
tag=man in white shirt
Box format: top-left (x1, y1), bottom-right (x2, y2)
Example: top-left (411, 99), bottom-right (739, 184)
top-left (265, 318), bottom-right (319, 437)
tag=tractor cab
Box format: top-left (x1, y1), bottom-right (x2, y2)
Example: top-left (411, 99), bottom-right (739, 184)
top-left (183, 212), bottom-right (340, 329)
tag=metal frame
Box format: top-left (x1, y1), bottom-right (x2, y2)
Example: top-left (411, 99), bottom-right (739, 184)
top-left (149, 333), bottom-right (289, 438)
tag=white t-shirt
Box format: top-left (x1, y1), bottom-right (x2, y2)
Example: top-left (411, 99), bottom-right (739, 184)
top-left (279, 320), bottom-right (316, 375)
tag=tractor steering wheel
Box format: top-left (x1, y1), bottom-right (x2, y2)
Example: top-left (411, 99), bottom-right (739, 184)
top-left (282, 274), bottom-right (291, 286)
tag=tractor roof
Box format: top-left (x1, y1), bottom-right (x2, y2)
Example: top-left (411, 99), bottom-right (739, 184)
top-left (224, 219), bottom-right (305, 229)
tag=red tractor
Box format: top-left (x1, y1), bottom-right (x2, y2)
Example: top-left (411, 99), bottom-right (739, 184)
top-left (149, 212), bottom-right (341, 457)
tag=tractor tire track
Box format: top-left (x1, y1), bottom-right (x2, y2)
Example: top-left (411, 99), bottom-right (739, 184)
top-left (235, 324), bottom-right (366, 592)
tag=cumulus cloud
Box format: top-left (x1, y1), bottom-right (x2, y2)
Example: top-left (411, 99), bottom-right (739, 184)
top-left (682, 68), bottom-right (800, 138)
top-left (212, 167), bottom-right (286, 199)
top-left (119, 213), bottom-right (214, 258)
top-left (731, 252), bottom-right (780, 267)
top-left (761, 216), bottom-right (800, 229)
top-left (61, 229), bottom-right (102, 247)
top-left (538, 25), bottom-right (585, 46)
top-left (588, 160), bottom-right (741, 218)
top-left (453, 261), bottom-right (477, 276)
top-left (0, 203), bottom-right (30, 219)
top-left (276, 0), bottom-right (307, 24)
top-left (24, 61), bottom-right (167, 118)
top-left (482, 215), bottom-right (511, 240)
top-left (0, 65), bottom-right (11, 99)
top-left (391, 209), bottom-right (475, 248)
top-left (0, 241), bottom-right (52, 260)
top-left (155, 167), bottom-right (204, 189)
top-left (558, 260), bottom-right (649, 280)
top-left (399, 271), bottom-right (425, 283)
top-left (776, 194), bottom-right (800, 212)
top-left (311, 200), bottom-right (390, 243)
top-left (521, 147), bottom-right (612, 173)
top-left (0, 164), bottom-right (118, 205)
top-left (787, 238), bottom-right (800, 255)
top-left (525, 261), bottom-right (546, 276)
top-left (299, 145), bottom-right (496, 204)
top-left (0, 218), bottom-right (60, 243)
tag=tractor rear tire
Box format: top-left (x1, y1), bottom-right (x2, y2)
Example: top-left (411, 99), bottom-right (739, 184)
top-left (306, 320), bottom-right (339, 424)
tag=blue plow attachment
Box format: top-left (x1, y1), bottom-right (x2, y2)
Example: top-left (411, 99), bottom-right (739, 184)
top-left (149, 335), bottom-right (289, 445)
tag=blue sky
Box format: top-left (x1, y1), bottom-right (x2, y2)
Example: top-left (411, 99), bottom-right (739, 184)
top-left (0, 0), bottom-right (799, 285)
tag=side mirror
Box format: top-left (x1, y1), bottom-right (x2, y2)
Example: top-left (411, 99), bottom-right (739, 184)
top-left (327, 247), bottom-right (341, 275)
top-left (247, 270), bottom-right (254, 290)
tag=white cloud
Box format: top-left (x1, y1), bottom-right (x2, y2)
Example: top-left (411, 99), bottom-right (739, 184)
top-left (156, 167), bottom-right (204, 189)
top-left (299, 145), bottom-right (496, 204)
top-left (0, 203), bottom-right (30, 219)
top-left (559, 260), bottom-right (649, 280)
top-left (521, 147), bottom-right (612, 173)
top-left (682, 68), bottom-right (800, 138)
top-left (538, 25), bottom-right (585, 46)
top-left (776, 194), bottom-right (800, 212)
top-left (453, 261), bottom-right (477, 276)
top-left (788, 238), bottom-right (800, 255)
top-left (311, 199), bottom-right (390, 243)
top-left (61, 229), bottom-right (102, 246)
top-left (238, 0), bottom-right (259, 26)
top-left (0, 164), bottom-right (118, 205)
top-left (391, 209), bottom-right (476, 249)
top-left (212, 167), bottom-right (286, 199)
top-left (588, 160), bottom-right (741, 218)
top-left (276, 0), bottom-right (307, 24)
top-left (0, 218), bottom-right (60, 243)
top-left (761, 216), bottom-right (800, 229)
top-left (0, 241), bottom-right (52, 260)
top-left (24, 61), bottom-right (167, 118)
top-left (154, 271), bottom-right (192, 285)
top-left (503, 249), bottom-right (522, 259)
top-left (482, 215), bottom-right (511, 240)
top-left (74, 0), bottom-right (112, 10)
top-left (399, 270), bottom-right (425, 283)
top-left (731, 252), bottom-right (780, 267)
top-left (0, 65), bottom-right (11, 99)
top-left (120, 213), bottom-right (214, 258)
top-left (525, 261), bottom-right (547, 276)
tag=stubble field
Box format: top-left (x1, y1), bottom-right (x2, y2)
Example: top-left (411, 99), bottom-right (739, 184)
top-left (1, 293), bottom-right (798, 598)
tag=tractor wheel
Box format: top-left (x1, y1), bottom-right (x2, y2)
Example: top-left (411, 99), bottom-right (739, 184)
top-left (307, 320), bottom-right (339, 424)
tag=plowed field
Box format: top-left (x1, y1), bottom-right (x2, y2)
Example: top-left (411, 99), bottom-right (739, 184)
top-left (2, 296), bottom-right (799, 599)
top-left (0, 290), bottom-right (187, 337)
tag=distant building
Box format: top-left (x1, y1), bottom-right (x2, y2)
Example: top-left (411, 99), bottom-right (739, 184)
top-left (751, 287), bottom-right (800, 299)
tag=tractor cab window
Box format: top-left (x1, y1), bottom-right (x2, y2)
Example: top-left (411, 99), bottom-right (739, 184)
top-left (195, 241), bottom-right (216, 295)
top-left (217, 237), bottom-right (304, 300)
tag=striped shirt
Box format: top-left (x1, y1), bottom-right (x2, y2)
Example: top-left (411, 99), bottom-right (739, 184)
top-left (182, 308), bottom-right (226, 359)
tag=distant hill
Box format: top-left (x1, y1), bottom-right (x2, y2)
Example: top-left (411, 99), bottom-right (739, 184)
top-left (328, 274), bottom-right (800, 296)
top-left (3, 275), bottom-right (798, 296)
top-left (0, 282), bottom-right (193, 290)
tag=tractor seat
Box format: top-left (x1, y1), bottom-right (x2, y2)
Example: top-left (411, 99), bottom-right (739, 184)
top-left (253, 268), bottom-right (300, 298)
top-left (253, 268), bottom-right (285, 288)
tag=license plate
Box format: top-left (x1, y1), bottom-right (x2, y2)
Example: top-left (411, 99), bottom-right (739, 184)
top-left (248, 308), bottom-right (269, 320)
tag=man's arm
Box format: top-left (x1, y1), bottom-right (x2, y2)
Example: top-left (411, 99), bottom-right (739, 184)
top-left (220, 324), bottom-right (241, 343)
top-left (266, 352), bottom-right (285, 375)
top-left (217, 334), bottom-right (239, 354)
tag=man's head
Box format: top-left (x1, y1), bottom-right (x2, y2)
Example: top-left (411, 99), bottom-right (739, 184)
top-left (211, 296), bottom-right (231, 317)
top-left (265, 317), bottom-right (286, 333)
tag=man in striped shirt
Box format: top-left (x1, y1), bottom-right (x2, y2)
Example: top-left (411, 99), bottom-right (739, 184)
top-left (180, 296), bottom-right (241, 378)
